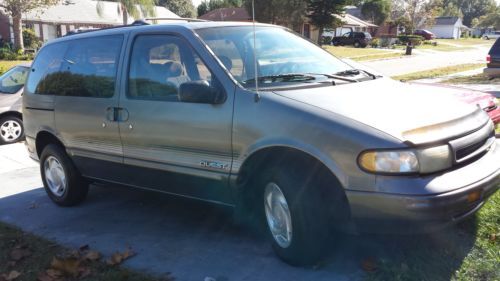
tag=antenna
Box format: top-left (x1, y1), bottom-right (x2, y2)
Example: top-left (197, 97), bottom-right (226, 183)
top-left (252, 0), bottom-right (259, 98)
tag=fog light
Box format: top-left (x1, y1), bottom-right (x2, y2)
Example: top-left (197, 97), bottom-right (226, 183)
top-left (467, 190), bottom-right (481, 203)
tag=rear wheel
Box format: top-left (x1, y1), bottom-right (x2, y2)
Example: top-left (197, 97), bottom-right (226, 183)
top-left (0, 116), bottom-right (24, 144)
top-left (40, 144), bottom-right (89, 206)
top-left (257, 162), bottom-right (344, 266)
top-left (354, 41), bottom-right (361, 48)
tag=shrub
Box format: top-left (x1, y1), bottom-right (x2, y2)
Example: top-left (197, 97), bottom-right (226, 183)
top-left (322, 36), bottom-right (333, 45)
top-left (397, 35), bottom-right (423, 46)
top-left (370, 38), bottom-right (379, 48)
top-left (23, 28), bottom-right (42, 50)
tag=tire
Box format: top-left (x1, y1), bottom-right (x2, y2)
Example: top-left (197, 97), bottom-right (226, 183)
top-left (0, 116), bottom-right (24, 145)
top-left (354, 41), bottom-right (361, 48)
top-left (40, 144), bottom-right (89, 206)
top-left (257, 161), bottom-right (344, 266)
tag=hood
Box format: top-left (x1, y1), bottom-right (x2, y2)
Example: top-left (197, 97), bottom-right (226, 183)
top-left (0, 91), bottom-right (22, 112)
top-left (274, 78), bottom-right (488, 144)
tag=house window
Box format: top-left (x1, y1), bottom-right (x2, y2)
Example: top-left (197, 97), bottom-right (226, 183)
top-left (303, 24), bottom-right (310, 39)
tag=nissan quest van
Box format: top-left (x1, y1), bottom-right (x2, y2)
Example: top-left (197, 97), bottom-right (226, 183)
top-left (23, 21), bottom-right (500, 266)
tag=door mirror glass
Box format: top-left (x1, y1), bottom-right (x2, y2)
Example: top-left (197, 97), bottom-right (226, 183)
top-left (178, 80), bottom-right (226, 104)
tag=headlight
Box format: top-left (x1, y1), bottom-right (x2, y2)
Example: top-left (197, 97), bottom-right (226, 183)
top-left (358, 145), bottom-right (452, 175)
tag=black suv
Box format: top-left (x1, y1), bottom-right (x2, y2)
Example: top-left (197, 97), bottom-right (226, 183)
top-left (485, 38), bottom-right (500, 78)
top-left (331, 32), bottom-right (372, 48)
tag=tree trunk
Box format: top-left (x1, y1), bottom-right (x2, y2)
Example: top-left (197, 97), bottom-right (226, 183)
top-left (317, 26), bottom-right (323, 45)
top-left (121, 4), bottom-right (128, 25)
top-left (12, 11), bottom-right (24, 51)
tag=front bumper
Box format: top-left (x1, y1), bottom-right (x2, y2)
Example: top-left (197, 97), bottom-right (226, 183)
top-left (345, 139), bottom-right (500, 233)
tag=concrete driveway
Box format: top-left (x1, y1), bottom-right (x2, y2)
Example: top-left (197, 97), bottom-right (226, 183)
top-left (0, 143), bottom-right (474, 281)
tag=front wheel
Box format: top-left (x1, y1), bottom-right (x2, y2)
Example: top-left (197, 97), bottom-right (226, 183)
top-left (259, 164), bottom-right (337, 266)
top-left (40, 144), bottom-right (89, 206)
top-left (0, 116), bottom-right (24, 144)
top-left (354, 41), bottom-right (361, 48)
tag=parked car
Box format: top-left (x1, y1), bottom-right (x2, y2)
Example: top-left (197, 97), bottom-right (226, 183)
top-left (484, 38), bottom-right (500, 78)
top-left (482, 31), bottom-right (500, 40)
top-left (413, 29), bottom-right (436, 40)
top-left (411, 82), bottom-right (500, 130)
top-left (0, 63), bottom-right (30, 144)
top-left (331, 31), bottom-right (372, 48)
top-left (24, 21), bottom-right (500, 266)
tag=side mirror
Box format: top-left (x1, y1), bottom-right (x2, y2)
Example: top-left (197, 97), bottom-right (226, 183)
top-left (178, 80), bottom-right (226, 104)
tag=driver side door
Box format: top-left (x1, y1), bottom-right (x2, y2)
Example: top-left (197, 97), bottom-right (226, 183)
top-left (117, 33), bottom-right (235, 204)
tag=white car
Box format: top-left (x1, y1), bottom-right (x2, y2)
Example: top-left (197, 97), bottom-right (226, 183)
top-left (483, 31), bottom-right (500, 40)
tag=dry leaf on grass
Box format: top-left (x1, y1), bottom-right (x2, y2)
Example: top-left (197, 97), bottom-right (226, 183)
top-left (0, 271), bottom-right (21, 281)
top-left (83, 250), bottom-right (101, 261)
top-left (9, 248), bottom-right (31, 261)
top-left (50, 257), bottom-right (81, 277)
top-left (490, 233), bottom-right (498, 241)
top-left (361, 257), bottom-right (378, 272)
top-left (106, 249), bottom-right (136, 266)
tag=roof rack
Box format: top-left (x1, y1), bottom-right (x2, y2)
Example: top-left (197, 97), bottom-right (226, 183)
top-left (143, 17), bottom-right (210, 23)
top-left (64, 17), bottom-right (209, 37)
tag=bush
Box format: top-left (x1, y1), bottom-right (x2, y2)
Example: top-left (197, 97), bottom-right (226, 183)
top-left (23, 28), bottom-right (42, 50)
top-left (370, 38), bottom-right (379, 48)
top-left (397, 35), bottom-right (423, 46)
top-left (322, 36), bottom-right (332, 45)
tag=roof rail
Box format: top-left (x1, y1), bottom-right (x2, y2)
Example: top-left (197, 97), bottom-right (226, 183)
top-left (143, 17), bottom-right (210, 22)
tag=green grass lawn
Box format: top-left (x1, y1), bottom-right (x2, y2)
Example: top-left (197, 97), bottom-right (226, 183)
top-left (441, 73), bottom-right (500, 85)
top-left (392, 63), bottom-right (486, 81)
top-left (366, 190), bottom-right (500, 281)
top-left (436, 38), bottom-right (494, 47)
top-left (0, 223), bottom-right (172, 281)
top-left (324, 46), bottom-right (404, 61)
top-left (0, 60), bottom-right (30, 75)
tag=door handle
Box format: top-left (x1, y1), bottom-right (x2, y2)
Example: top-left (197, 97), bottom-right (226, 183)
top-left (105, 107), bottom-right (129, 122)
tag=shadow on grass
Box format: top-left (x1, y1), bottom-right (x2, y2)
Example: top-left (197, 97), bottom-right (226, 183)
top-left (0, 182), bottom-right (482, 281)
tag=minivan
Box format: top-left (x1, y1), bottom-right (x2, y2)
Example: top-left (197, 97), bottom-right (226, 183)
top-left (24, 21), bottom-right (500, 266)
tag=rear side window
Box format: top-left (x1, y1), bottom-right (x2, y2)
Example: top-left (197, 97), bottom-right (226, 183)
top-left (33, 35), bottom-right (123, 97)
top-left (491, 38), bottom-right (500, 54)
top-left (26, 42), bottom-right (68, 94)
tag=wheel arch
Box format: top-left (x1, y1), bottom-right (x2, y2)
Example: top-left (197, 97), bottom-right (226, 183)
top-left (0, 111), bottom-right (23, 121)
top-left (35, 130), bottom-right (65, 158)
top-left (234, 144), bottom-right (351, 221)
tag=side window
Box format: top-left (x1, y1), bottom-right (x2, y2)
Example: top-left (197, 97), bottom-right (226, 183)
top-left (58, 35), bottom-right (123, 97)
top-left (128, 35), bottom-right (215, 101)
top-left (26, 42), bottom-right (68, 95)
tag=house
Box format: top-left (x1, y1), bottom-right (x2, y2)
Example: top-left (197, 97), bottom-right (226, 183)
top-left (198, 7), bottom-right (252, 22)
top-left (428, 16), bottom-right (469, 39)
top-left (0, 0), bottom-right (178, 44)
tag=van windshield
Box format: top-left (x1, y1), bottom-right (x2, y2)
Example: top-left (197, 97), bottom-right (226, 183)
top-left (196, 26), bottom-right (354, 88)
top-left (0, 66), bottom-right (29, 94)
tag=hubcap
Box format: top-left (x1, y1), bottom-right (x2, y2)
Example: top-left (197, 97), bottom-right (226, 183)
top-left (44, 156), bottom-right (67, 197)
top-left (264, 182), bottom-right (293, 248)
top-left (0, 120), bottom-right (22, 142)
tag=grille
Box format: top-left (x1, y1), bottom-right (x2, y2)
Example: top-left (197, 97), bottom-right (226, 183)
top-left (455, 138), bottom-right (488, 161)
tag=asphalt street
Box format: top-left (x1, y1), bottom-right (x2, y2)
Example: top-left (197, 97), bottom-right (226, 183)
top-left (0, 143), bottom-right (473, 281)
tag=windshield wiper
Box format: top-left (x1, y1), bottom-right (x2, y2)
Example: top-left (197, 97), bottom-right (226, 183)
top-left (244, 73), bottom-right (316, 84)
top-left (334, 69), bottom-right (380, 80)
top-left (306, 73), bottom-right (359, 83)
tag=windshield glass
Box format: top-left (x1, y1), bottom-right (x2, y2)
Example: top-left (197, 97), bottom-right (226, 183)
top-left (196, 26), bottom-right (353, 88)
top-left (0, 66), bottom-right (29, 94)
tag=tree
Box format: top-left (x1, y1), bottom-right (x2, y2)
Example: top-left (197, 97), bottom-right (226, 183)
top-left (243, 0), bottom-right (306, 28)
top-left (199, 0), bottom-right (242, 17)
top-left (477, 5), bottom-right (500, 29)
top-left (159, 0), bottom-right (196, 18)
top-left (0, 0), bottom-right (59, 51)
top-left (442, 0), bottom-right (495, 27)
top-left (361, 0), bottom-right (390, 25)
top-left (392, 0), bottom-right (441, 33)
top-left (97, 0), bottom-right (156, 25)
top-left (307, 0), bottom-right (347, 44)
top-left (438, 2), bottom-right (463, 18)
